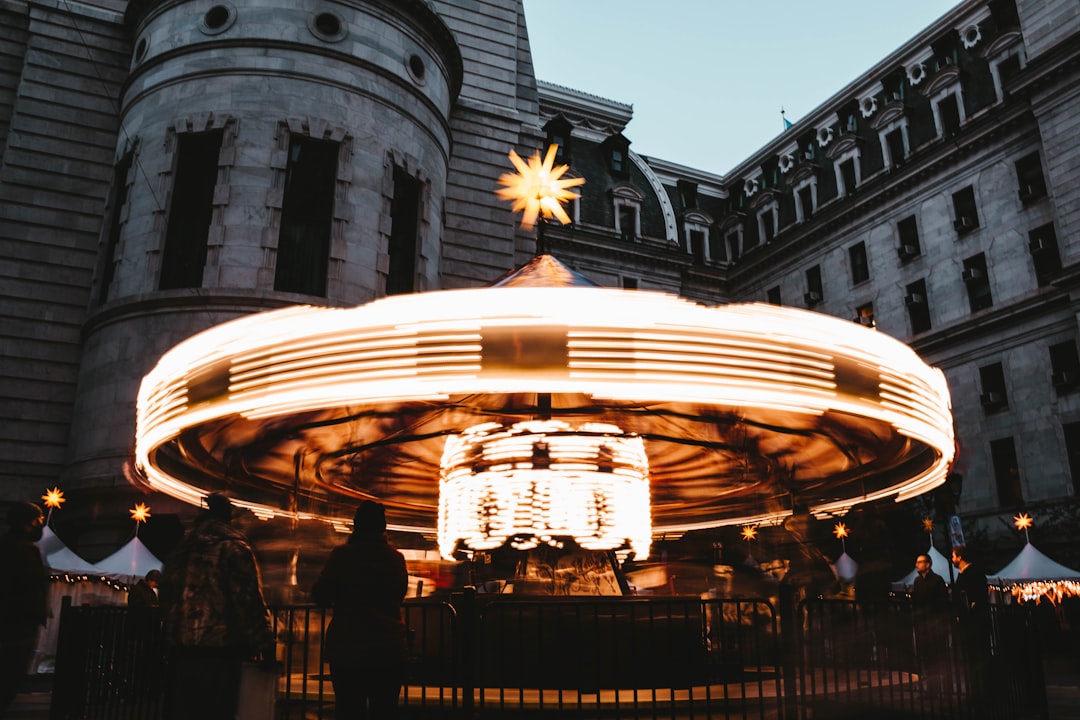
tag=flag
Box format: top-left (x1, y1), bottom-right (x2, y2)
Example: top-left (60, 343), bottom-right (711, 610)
top-left (782, 108), bottom-right (793, 130)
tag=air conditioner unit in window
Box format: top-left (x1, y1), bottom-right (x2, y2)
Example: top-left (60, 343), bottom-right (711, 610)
top-left (804, 291), bottom-right (822, 306)
top-left (980, 391), bottom-right (1004, 408)
top-left (904, 292), bottom-right (926, 306)
top-left (898, 244), bottom-right (919, 261)
top-left (961, 267), bottom-right (983, 283)
top-left (954, 216), bottom-right (976, 233)
top-left (1053, 370), bottom-right (1079, 389)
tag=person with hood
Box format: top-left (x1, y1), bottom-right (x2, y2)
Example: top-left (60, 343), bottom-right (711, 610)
top-left (160, 493), bottom-right (274, 720)
top-left (313, 500), bottom-right (409, 719)
top-left (0, 502), bottom-right (46, 715)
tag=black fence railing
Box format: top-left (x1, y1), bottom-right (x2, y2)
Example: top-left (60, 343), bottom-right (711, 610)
top-left (50, 591), bottom-right (1047, 720)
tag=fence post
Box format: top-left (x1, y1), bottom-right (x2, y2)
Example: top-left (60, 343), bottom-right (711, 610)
top-left (453, 586), bottom-right (477, 719)
top-left (778, 584), bottom-right (799, 720)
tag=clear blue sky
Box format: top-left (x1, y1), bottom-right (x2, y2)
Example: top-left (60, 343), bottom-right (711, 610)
top-left (523, 0), bottom-right (960, 175)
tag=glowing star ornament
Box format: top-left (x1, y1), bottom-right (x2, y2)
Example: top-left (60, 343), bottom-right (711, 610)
top-left (496, 144), bottom-right (584, 228)
top-left (1014, 512), bottom-right (1033, 542)
top-left (42, 486), bottom-right (65, 525)
top-left (741, 525), bottom-right (758, 542)
top-left (922, 517), bottom-right (934, 533)
top-left (834, 522), bottom-right (849, 554)
top-left (130, 503), bottom-right (151, 535)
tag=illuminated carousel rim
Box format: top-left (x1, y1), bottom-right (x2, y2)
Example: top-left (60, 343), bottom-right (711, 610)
top-left (135, 285), bottom-right (954, 532)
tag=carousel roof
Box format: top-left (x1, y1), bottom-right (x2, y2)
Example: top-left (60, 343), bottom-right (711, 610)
top-left (134, 255), bottom-right (954, 537)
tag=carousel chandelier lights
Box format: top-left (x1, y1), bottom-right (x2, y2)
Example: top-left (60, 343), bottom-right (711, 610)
top-left (438, 421), bottom-right (651, 560)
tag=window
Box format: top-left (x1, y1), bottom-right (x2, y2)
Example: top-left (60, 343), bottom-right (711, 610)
top-left (836, 156), bottom-right (859, 197)
top-left (795, 181), bottom-right (816, 223)
top-left (622, 277), bottom-right (638, 290)
top-left (991, 52), bottom-right (1023, 102)
top-left (618, 205), bottom-right (637, 241)
top-left (612, 185), bottom-right (643, 241)
top-left (766, 286), bottom-right (781, 306)
top-left (905, 278), bottom-right (931, 334)
top-left (386, 166), bottom-right (421, 296)
top-left (1064, 421), bottom-right (1080, 496)
top-left (725, 227), bottom-right (741, 262)
top-left (757, 205), bottom-right (778, 244)
top-left (1049, 340), bottom-right (1080, 393)
top-left (962, 253), bottom-right (992, 312)
top-left (804, 265), bottom-right (823, 306)
top-left (935, 93), bottom-right (962, 138)
top-left (99, 151), bottom-right (134, 303)
top-left (883, 126), bottom-right (908, 169)
top-left (603, 135), bottom-right (631, 178)
top-left (952, 186), bottom-right (979, 235)
top-left (545, 115), bottom-right (573, 164)
top-left (979, 362), bottom-right (1008, 413)
top-left (897, 216), bottom-right (921, 261)
top-left (689, 229), bottom-right (706, 262)
top-left (1015, 153), bottom-right (1047, 204)
top-left (677, 180), bottom-right (698, 209)
top-left (990, 437), bottom-right (1023, 507)
top-left (709, 229), bottom-right (727, 262)
top-left (855, 302), bottom-right (875, 328)
top-left (274, 136), bottom-right (338, 296)
top-left (849, 241), bottom-right (869, 284)
top-left (160, 129), bottom-right (223, 290)
top-left (1028, 223), bottom-right (1061, 286)
top-left (610, 149), bottom-right (625, 175)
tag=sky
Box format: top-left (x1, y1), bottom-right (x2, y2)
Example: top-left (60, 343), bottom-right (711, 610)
top-left (522, 0), bottom-right (960, 176)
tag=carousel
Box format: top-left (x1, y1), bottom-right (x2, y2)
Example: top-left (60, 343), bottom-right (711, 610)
top-left (133, 145), bottom-right (955, 569)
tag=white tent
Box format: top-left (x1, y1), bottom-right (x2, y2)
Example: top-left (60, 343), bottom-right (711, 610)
top-left (991, 541), bottom-right (1080, 583)
top-left (94, 535), bottom-right (163, 584)
top-left (892, 545), bottom-right (951, 591)
top-left (38, 525), bottom-right (102, 575)
top-left (831, 552), bottom-right (858, 583)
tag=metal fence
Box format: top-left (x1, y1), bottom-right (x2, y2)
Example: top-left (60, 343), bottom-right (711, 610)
top-left (50, 591), bottom-right (1046, 719)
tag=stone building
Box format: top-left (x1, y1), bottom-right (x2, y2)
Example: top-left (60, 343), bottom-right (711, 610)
top-left (1, 0), bottom-right (1078, 561)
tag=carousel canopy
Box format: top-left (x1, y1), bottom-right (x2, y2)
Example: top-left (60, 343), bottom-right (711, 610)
top-left (991, 541), bottom-right (1080, 584)
top-left (38, 526), bottom-right (103, 575)
top-left (94, 536), bottom-right (163, 583)
top-left (892, 544), bottom-right (951, 590)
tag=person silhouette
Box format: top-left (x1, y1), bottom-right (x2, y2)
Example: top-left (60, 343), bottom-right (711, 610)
top-left (0, 502), bottom-right (46, 715)
top-left (160, 493), bottom-right (274, 720)
top-left (313, 500), bottom-right (409, 719)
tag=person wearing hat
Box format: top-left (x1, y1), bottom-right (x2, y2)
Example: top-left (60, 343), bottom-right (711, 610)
top-left (160, 493), bottom-right (274, 720)
top-left (0, 502), bottom-right (47, 715)
top-left (313, 500), bottom-right (409, 719)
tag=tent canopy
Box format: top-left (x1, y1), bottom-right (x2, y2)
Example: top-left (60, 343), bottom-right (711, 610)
top-left (94, 536), bottom-right (163, 583)
top-left (892, 545), bottom-right (951, 590)
top-left (38, 526), bottom-right (103, 575)
top-left (991, 542), bottom-right (1080, 584)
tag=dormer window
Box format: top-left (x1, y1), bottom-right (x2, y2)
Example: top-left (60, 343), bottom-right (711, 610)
top-left (602, 134), bottom-right (631, 178)
top-left (990, 47), bottom-right (1025, 102)
top-left (544, 115), bottom-right (574, 164)
top-left (757, 203), bottom-right (778, 244)
top-left (677, 180), bottom-right (698, 209)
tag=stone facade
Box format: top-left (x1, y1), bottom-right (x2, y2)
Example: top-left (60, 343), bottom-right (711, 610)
top-left (1, 0), bottom-right (1078, 558)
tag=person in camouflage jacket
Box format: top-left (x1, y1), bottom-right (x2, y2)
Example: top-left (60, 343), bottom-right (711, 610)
top-left (160, 493), bottom-right (273, 720)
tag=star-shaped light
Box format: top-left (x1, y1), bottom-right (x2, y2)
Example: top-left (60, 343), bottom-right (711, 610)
top-left (833, 522), bottom-right (849, 539)
top-left (741, 525), bottom-right (758, 541)
top-left (922, 517), bottom-right (935, 533)
top-left (1013, 513), bottom-right (1033, 531)
top-left (496, 144), bottom-right (584, 228)
top-left (42, 487), bottom-right (66, 510)
top-left (130, 503), bottom-right (152, 523)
